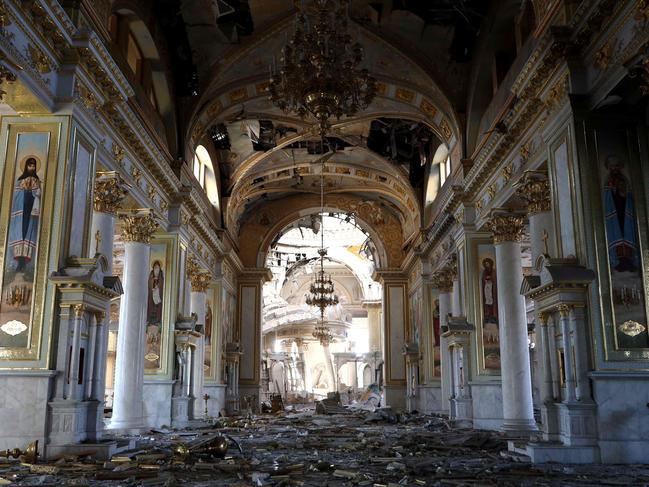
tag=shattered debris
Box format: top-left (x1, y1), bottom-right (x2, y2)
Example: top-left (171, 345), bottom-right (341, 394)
top-left (2, 410), bottom-right (649, 486)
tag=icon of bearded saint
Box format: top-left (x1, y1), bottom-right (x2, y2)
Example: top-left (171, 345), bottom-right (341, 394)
top-left (8, 157), bottom-right (41, 273)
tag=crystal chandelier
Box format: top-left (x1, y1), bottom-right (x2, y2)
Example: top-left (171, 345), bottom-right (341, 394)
top-left (269, 0), bottom-right (377, 136)
top-left (306, 158), bottom-right (339, 345)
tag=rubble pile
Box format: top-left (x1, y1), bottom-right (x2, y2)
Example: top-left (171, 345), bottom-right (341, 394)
top-left (2, 410), bottom-right (649, 486)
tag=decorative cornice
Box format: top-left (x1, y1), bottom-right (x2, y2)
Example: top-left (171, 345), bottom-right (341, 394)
top-left (119, 209), bottom-right (158, 244)
top-left (93, 171), bottom-right (129, 214)
top-left (489, 214), bottom-right (525, 244)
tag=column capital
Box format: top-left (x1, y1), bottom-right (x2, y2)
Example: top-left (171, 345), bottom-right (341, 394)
top-left (489, 213), bottom-right (525, 244)
top-left (557, 303), bottom-right (572, 317)
top-left (538, 311), bottom-right (550, 326)
top-left (516, 172), bottom-right (551, 215)
top-left (372, 268), bottom-right (407, 284)
top-left (94, 171), bottom-right (129, 214)
top-left (187, 255), bottom-right (211, 292)
top-left (432, 269), bottom-right (454, 293)
top-left (119, 209), bottom-right (159, 244)
top-left (72, 304), bottom-right (86, 317)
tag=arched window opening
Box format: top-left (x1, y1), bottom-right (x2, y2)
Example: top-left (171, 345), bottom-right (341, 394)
top-left (193, 145), bottom-right (220, 209)
top-left (432, 144), bottom-right (451, 189)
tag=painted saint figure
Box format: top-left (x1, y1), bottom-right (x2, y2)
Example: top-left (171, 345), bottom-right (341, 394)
top-left (147, 260), bottom-right (164, 326)
top-left (8, 157), bottom-right (41, 273)
top-left (603, 156), bottom-right (640, 273)
top-left (481, 257), bottom-right (498, 325)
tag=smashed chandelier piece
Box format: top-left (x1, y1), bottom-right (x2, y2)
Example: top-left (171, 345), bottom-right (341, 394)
top-left (269, 0), bottom-right (377, 136)
top-left (306, 157), bottom-right (339, 345)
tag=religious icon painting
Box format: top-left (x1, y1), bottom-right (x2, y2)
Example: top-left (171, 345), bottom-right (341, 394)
top-left (204, 292), bottom-right (214, 378)
top-left (477, 244), bottom-right (500, 371)
top-left (597, 130), bottom-right (649, 349)
top-left (144, 242), bottom-right (168, 370)
top-left (430, 289), bottom-right (441, 377)
top-left (0, 132), bottom-right (49, 349)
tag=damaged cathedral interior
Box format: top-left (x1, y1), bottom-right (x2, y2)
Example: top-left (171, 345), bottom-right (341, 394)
top-left (1, 0), bottom-right (649, 484)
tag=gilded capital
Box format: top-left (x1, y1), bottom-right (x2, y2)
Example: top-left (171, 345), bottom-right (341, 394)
top-left (557, 304), bottom-right (571, 317)
top-left (538, 311), bottom-right (549, 326)
top-left (489, 214), bottom-right (525, 244)
top-left (72, 304), bottom-right (86, 317)
top-left (94, 172), bottom-right (129, 214)
top-left (119, 210), bottom-right (158, 244)
top-left (432, 269), bottom-right (454, 293)
top-left (187, 255), bottom-right (211, 292)
top-left (517, 178), bottom-right (551, 215)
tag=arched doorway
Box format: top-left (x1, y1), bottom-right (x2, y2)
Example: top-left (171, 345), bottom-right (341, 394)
top-left (260, 212), bottom-right (384, 406)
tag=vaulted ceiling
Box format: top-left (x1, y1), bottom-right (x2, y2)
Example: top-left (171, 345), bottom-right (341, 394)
top-left (175, 0), bottom-right (492, 251)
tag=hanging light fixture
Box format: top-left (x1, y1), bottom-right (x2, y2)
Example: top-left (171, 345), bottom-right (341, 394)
top-left (269, 0), bottom-right (377, 136)
top-left (306, 158), bottom-right (338, 345)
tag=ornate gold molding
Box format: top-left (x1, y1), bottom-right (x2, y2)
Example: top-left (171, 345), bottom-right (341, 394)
top-left (517, 177), bottom-right (551, 215)
top-left (538, 311), bottom-right (549, 326)
top-left (112, 144), bottom-right (125, 166)
top-left (489, 214), bottom-right (525, 244)
top-left (27, 44), bottom-right (51, 74)
top-left (119, 210), bottom-right (158, 244)
top-left (93, 172), bottom-right (128, 214)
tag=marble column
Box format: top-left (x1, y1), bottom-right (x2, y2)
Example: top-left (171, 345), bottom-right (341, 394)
top-left (569, 306), bottom-right (592, 401)
top-left (109, 210), bottom-right (158, 432)
top-left (90, 172), bottom-right (127, 435)
top-left (374, 271), bottom-right (408, 410)
top-left (489, 214), bottom-right (537, 434)
top-left (537, 311), bottom-right (559, 440)
top-left (187, 256), bottom-right (211, 418)
top-left (237, 269), bottom-right (272, 409)
top-left (434, 269), bottom-right (453, 413)
top-left (558, 304), bottom-right (576, 402)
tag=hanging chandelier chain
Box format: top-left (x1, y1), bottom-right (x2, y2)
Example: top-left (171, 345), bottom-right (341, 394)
top-left (269, 0), bottom-right (377, 136)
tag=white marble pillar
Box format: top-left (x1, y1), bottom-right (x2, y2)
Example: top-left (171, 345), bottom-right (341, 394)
top-left (109, 211), bottom-right (158, 431)
top-left (436, 272), bottom-right (453, 412)
top-left (490, 215), bottom-right (537, 434)
top-left (558, 305), bottom-right (576, 402)
top-left (90, 172), bottom-right (128, 271)
top-left (67, 304), bottom-right (85, 401)
top-left (548, 315), bottom-right (560, 399)
top-left (188, 261), bottom-right (210, 418)
top-left (569, 306), bottom-right (592, 401)
top-left (85, 312), bottom-right (98, 400)
top-left (537, 313), bottom-right (554, 404)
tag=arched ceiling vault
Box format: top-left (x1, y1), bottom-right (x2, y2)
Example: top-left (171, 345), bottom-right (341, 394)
top-left (184, 5), bottom-right (465, 256)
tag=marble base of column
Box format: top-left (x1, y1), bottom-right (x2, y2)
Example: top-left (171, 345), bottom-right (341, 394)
top-left (383, 383), bottom-right (407, 410)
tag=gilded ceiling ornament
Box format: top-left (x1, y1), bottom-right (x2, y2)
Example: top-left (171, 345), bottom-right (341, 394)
top-left (502, 164), bottom-right (513, 183)
top-left (517, 177), bottom-right (551, 215)
top-left (119, 210), bottom-right (158, 244)
top-left (519, 142), bottom-right (531, 162)
top-left (439, 119), bottom-right (452, 139)
top-left (93, 173), bottom-right (128, 214)
top-left (545, 75), bottom-right (568, 109)
top-left (160, 200), bottom-right (168, 212)
top-left (131, 166), bottom-right (142, 185)
top-left (77, 83), bottom-right (99, 109)
top-left (594, 41), bottom-right (614, 70)
top-left (489, 214), bottom-right (525, 244)
top-left (0, 65), bottom-right (17, 101)
top-left (487, 183), bottom-right (497, 200)
top-left (112, 144), bottom-right (125, 166)
top-left (635, 0), bottom-right (649, 23)
top-left (27, 44), bottom-right (51, 74)
top-left (148, 185), bottom-right (157, 202)
top-left (181, 212), bottom-right (192, 225)
top-left (0, 2), bottom-right (11, 28)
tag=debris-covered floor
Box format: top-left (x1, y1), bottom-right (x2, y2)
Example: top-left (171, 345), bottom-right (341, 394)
top-left (2, 408), bottom-right (649, 486)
